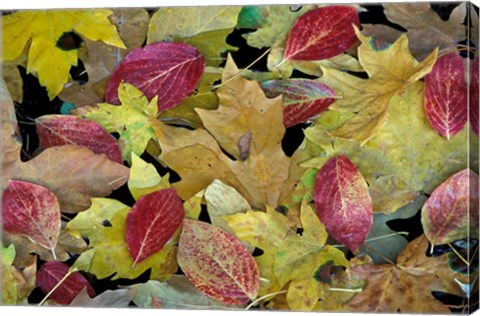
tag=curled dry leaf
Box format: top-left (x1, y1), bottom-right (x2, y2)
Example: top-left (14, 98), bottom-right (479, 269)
top-left (314, 155), bottom-right (373, 252)
top-left (106, 42), bottom-right (205, 111)
top-left (2, 180), bottom-right (60, 252)
top-left (260, 79), bottom-right (336, 127)
top-left (37, 261), bottom-right (95, 305)
top-left (424, 53), bottom-right (467, 139)
top-left (282, 6), bottom-right (360, 62)
top-left (36, 115), bottom-right (122, 163)
top-left (421, 169), bottom-right (479, 246)
top-left (126, 188), bottom-right (185, 265)
top-left (177, 219), bottom-right (260, 305)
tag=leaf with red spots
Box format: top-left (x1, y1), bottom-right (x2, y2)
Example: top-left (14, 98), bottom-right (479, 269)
top-left (177, 219), bottom-right (260, 305)
top-left (2, 180), bottom-right (60, 252)
top-left (424, 53), bottom-right (467, 139)
top-left (470, 58), bottom-right (479, 136)
top-left (37, 261), bottom-right (95, 305)
top-left (126, 188), bottom-right (185, 265)
top-left (314, 155), bottom-right (373, 252)
top-left (260, 79), bottom-right (336, 127)
top-left (280, 6), bottom-right (359, 63)
top-left (105, 42), bottom-right (205, 111)
top-left (421, 169), bottom-right (479, 246)
top-left (36, 115), bottom-right (122, 164)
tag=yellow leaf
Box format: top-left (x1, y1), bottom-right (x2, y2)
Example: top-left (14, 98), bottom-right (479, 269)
top-left (2, 10), bottom-right (125, 99)
top-left (183, 190), bottom-right (204, 220)
top-left (319, 27), bottom-right (437, 144)
top-left (128, 153), bottom-right (170, 200)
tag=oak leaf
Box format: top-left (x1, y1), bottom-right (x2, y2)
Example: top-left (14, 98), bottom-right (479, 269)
top-left (2, 9), bottom-right (125, 99)
top-left (319, 27), bottom-right (437, 144)
top-left (347, 235), bottom-right (468, 313)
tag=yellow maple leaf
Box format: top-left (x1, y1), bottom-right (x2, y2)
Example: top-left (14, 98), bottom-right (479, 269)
top-left (319, 26), bottom-right (437, 144)
top-left (2, 9), bottom-right (125, 99)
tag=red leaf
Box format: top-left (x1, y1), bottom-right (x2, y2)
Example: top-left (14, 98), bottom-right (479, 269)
top-left (2, 180), bottom-right (60, 251)
top-left (260, 79), bottom-right (336, 127)
top-left (424, 53), bottom-right (467, 139)
top-left (105, 42), bottom-right (205, 111)
top-left (313, 155), bottom-right (372, 252)
top-left (37, 261), bottom-right (95, 305)
top-left (36, 115), bottom-right (122, 164)
top-left (470, 58), bottom-right (479, 136)
top-left (421, 169), bottom-right (479, 246)
top-left (177, 219), bottom-right (260, 305)
top-left (126, 188), bottom-right (185, 265)
top-left (283, 6), bottom-right (359, 61)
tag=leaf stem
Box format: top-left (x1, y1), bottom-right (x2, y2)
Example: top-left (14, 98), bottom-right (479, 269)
top-left (214, 47), bottom-right (272, 89)
top-left (448, 242), bottom-right (470, 266)
top-left (38, 268), bottom-right (77, 306)
top-left (329, 287), bottom-right (363, 293)
top-left (363, 243), bottom-right (395, 265)
top-left (245, 290), bottom-right (287, 310)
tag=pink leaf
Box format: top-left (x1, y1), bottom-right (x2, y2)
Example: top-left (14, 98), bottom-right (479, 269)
top-left (36, 115), bottom-right (122, 164)
top-left (105, 42), bottom-right (205, 111)
top-left (314, 155), bottom-right (373, 252)
top-left (177, 219), bottom-right (260, 305)
top-left (126, 188), bottom-right (185, 265)
top-left (421, 169), bottom-right (479, 246)
top-left (283, 6), bottom-right (360, 61)
top-left (470, 58), bottom-right (479, 136)
top-left (37, 261), bottom-right (95, 305)
top-left (2, 180), bottom-right (60, 251)
top-left (260, 79), bottom-right (336, 127)
top-left (424, 53), bottom-right (467, 139)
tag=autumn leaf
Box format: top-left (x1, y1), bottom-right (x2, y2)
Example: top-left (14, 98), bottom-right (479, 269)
top-left (177, 219), bottom-right (260, 305)
top-left (85, 83), bottom-right (159, 161)
top-left (318, 27), bottom-right (437, 144)
top-left (314, 155), bottom-right (373, 252)
top-left (421, 169), bottom-right (479, 246)
top-left (2, 180), bottom-right (60, 253)
top-left (383, 3), bottom-right (466, 59)
top-left (347, 235), bottom-right (468, 313)
top-left (2, 9), bottom-right (125, 99)
top-left (36, 115), bottom-right (122, 163)
top-left (105, 42), bottom-right (205, 111)
top-left (303, 82), bottom-right (475, 215)
top-left (126, 189), bottom-right (185, 265)
top-left (37, 261), bottom-right (95, 305)
top-left (470, 58), bottom-right (479, 136)
top-left (128, 152), bottom-right (170, 200)
top-left (260, 79), bottom-right (336, 127)
top-left (424, 53), bottom-right (468, 139)
top-left (154, 55), bottom-right (294, 209)
top-left (148, 6), bottom-right (240, 67)
top-left (281, 6), bottom-right (360, 63)
top-left (69, 288), bottom-right (134, 308)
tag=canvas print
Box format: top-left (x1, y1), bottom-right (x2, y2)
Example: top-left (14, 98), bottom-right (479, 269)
top-left (0, 2), bottom-right (479, 313)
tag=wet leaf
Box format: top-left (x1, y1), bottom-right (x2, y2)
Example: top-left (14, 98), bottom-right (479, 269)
top-left (36, 115), bottom-right (122, 163)
top-left (2, 9), bottom-right (125, 99)
top-left (260, 79), bottom-right (336, 127)
top-left (282, 6), bottom-right (359, 62)
top-left (105, 42), bottom-right (205, 111)
top-left (421, 169), bottom-right (479, 246)
top-left (424, 53), bottom-right (468, 139)
top-left (177, 219), bottom-right (260, 305)
top-left (37, 261), bottom-right (95, 305)
top-left (314, 155), bottom-right (373, 252)
top-left (128, 153), bottom-right (170, 200)
top-left (2, 180), bottom-right (60, 252)
top-left (126, 188), bottom-right (185, 265)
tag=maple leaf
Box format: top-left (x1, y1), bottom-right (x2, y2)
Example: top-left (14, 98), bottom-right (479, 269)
top-left (153, 55), bottom-right (295, 209)
top-left (2, 9), bottom-right (125, 99)
top-left (318, 27), bottom-right (437, 144)
top-left (1, 244), bottom-right (36, 304)
top-left (147, 6), bottom-right (241, 67)
top-left (128, 152), bottom-right (170, 201)
top-left (85, 83), bottom-right (159, 161)
top-left (224, 201), bottom-right (349, 311)
top-left (347, 235), bottom-right (469, 313)
top-left (59, 9), bottom-right (150, 106)
top-left (303, 81), bottom-right (476, 215)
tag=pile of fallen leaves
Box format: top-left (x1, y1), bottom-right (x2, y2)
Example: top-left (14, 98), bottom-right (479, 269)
top-left (1, 3), bottom-right (479, 313)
